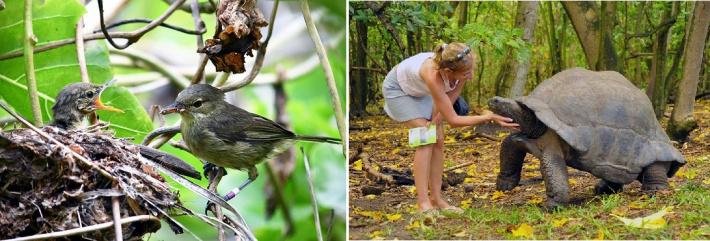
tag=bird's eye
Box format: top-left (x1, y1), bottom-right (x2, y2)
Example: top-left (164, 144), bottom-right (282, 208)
top-left (86, 91), bottom-right (94, 98)
top-left (193, 100), bottom-right (202, 108)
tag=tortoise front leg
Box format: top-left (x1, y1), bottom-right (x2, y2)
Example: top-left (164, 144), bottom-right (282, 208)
top-left (496, 134), bottom-right (526, 191)
top-left (540, 146), bottom-right (570, 211)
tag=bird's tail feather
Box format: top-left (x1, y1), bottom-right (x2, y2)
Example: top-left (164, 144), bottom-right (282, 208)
top-left (295, 135), bottom-right (342, 144)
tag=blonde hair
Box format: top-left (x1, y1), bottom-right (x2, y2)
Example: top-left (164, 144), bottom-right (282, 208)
top-left (433, 42), bottom-right (476, 72)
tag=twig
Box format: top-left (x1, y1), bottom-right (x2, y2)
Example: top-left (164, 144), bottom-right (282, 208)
top-left (6, 215), bottom-right (156, 241)
top-left (444, 162), bottom-right (474, 173)
top-left (0, 101), bottom-right (117, 182)
top-left (76, 0), bottom-right (89, 83)
top-left (111, 188), bottom-right (123, 240)
top-left (98, 0), bottom-right (186, 49)
top-left (93, 18), bottom-right (206, 35)
top-left (206, 168), bottom-right (227, 241)
top-left (23, 0), bottom-right (42, 126)
top-left (220, 0), bottom-right (280, 92)
top-left (0, 0), bottom-right (187, 61)
top-left (299, 0), bottom-right (346, 154)
top-left (300, 147), bottom-right (323, 241)
top-left (109, 48), bottom-right (190, 88)
top-left (190, 0), bottom-right (206, 84)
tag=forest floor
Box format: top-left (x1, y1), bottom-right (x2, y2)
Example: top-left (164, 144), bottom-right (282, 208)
top-left (348, 99), bottom-right (710, 240)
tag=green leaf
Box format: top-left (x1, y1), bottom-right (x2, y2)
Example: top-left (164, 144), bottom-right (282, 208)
top-left (507, 39), bottom-right (520, 48)
top-left (0, 0), bottom-right (152, 140)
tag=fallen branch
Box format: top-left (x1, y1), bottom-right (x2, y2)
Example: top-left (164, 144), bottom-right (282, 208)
top-left (444, 162), bottom-right (474, 173)
top-left (6, 215), bottom-right (157, 241)
top-left (360, 153), bottom-right (395, 184)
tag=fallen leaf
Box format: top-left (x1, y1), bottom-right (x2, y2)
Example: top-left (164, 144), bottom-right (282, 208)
top-left (406, 221), bottom-right (420, 230)
top-left (527, 195), bottom-right (543, 204)
top-left (511, 223), bottom-right (533, 238)
top-left (498, 132), bottom-right (507, 138)
top-left (460, 199), bottom-right (473, 209)
top-left (453, 230), bottom-right (467, 237)
top-left (366, 194), bottom-right (377, 200)
top-left (592, 229), bottom-right (604, 240)
top-left (569, 179), bottom-right (577, 185)
top-left (611, 206), bottom-right (672, 229)
top-left (454, 168), bottom-right (464, 173)
top-left (552, 218), bottom-right (567, 227)
top-left (353, 160), bottom-right (362, 171)
top-left (611, 206), bottom-right (628, 216)
top-left (408, 186), bottom-right (417, 194)
top-left (629, 201), bottom-right (645, 209)
top-left (386, 213), bottom-right (402, 221)
top-left (703, 179), bottom-right (710, 185)
top-left (492, 190), bottom-right (507, 200)
top-left (349, 179), bottom-right (360, 184)
top-left (392, 148), bottom-right (401, 155)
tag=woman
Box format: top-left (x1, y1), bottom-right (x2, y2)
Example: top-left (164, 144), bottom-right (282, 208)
top-left (382, 42), bottom-right (519, 216)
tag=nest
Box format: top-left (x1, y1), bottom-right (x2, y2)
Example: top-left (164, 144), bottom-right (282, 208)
top-left (0, 125), bottom-right (185, 240)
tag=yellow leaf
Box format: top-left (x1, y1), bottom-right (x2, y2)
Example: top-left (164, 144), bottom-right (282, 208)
top-left (460, 199), bottom-right (473, 209)
top-left (611, 206), bottom-right (672, 229)
top-left (467, 169), bottom-right (476, 176)
top-left (703, 179), bottom-right (710, 185)
top-left (494, 168), bottom-right (500, 173)
top-left (669, 181), bottom-right (675, 187)
top-left (349, 179), bottom-right (360, 184)
top-left (408, 186), bottom-right (417, 194)
top-left (526, 195), bottom-right (543, 204)
top-left (369, 231), bottom-right (384, 238)
top-left (454, 168), bottom-right (464, 173)
top-left (524, 164), bottom-right (536, 169)
top-left (629, 201), bottom-right (645, 209)
top-left (353, 160), bottom-right (362, 171)
top-left (453, 230), bottom-right (467, 237)
top-left (366, 194), bottom-right (377, 200)
top-left (406, 221), bottom-right (420, 230)
top-left (475, 193), bottom-right (489, 199)
top-left (386, 214), bottom-right (402, 221)
top-left (392, 148), bottom-right (401, 155)
top-left (511, 223), bottom-right (533, 238)
top-left (592, 229), bottom-right (604, 240)
top-left (552, 218), bottom-right (568, 227)
top-left (498, 132), bottom-right (507, 138)
top-left (492, 190), bottom-right (507, 200)
top-left (569, 179), bottom-right (578, 185)
top-left (611, 207), bottom-right (628, 216)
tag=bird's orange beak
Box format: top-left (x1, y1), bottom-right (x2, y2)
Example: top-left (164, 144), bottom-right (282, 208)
top-left (92, 98), bottom-right (124, 113)
top-left (92, 79), bottom-right (124, 113)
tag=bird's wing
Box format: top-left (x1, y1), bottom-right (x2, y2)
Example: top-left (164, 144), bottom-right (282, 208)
top-left (207, 106), bottom-right (295, 144)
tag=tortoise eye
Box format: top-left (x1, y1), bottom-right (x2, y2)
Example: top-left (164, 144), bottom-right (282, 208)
top-left (86, 90), bottom-right (94, 98)
top-left (193, 100), bottom-right (202, 108)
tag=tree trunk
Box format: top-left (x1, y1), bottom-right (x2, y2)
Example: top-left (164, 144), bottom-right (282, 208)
top-left (509, 1), bottom-right (540, 99)
top-left (350, 19), bottom-right (369, 118)
top-left (458, 1), bottom-right (468, 30)
top-left (545, 1), bottom-right (562, 75)
top-left (647, 2), bottom-right (678, 119)
top-left (667, 1), bottom-right (710, 141)
top-left (562, 1), bottom-right (622, 72)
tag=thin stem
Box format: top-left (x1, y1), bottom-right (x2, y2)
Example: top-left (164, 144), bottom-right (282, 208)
top-left (300, 147), bottom-right (323, 241)
top-left (299, 0), bottom-right (346, 154)
top-left (93, 18), bottom-right (206, 35)
top-left (190, 0), bottom-right (207, 84)
top-left (111, 190), bottom-right (123, 240)
top-left (23, 0), bottom-right (42, 126)
top-left (6, 215), bottom-right (156, 241)
top-left (98, 0), bottom-right (186, 49)
top-left (76, 0), bottom-right (89, 83)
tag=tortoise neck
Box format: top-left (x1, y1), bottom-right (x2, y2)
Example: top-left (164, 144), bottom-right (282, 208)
top-left (518, 105), bottom-right (548, 139)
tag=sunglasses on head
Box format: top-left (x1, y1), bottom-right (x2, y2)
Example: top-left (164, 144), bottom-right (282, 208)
top-left (455, 47), bottom-right (471, 61)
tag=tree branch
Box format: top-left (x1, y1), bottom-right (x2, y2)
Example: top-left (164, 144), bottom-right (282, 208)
top-left (94, 18), bottom-right (206, 35)
top-left (627, 18), bottom-right (677, 40)
top-left (8, 215), bottom-right (156, 241)
top-left (99, 0), bottom-right (186, 49)
top-left (300, 0), bottom-right (347, 154)
top-left (23, 0), bottom-right (42, 126)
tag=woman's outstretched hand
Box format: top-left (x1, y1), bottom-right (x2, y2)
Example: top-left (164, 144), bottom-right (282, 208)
top-left (489, 114), bottom-right (520, 131)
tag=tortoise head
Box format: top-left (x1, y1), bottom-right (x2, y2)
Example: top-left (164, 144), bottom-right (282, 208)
top-left (488, 96), bottom-right (547, 138)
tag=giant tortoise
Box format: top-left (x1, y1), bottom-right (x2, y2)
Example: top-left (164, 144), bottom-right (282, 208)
top-left (488, 67), bottom-right (686, 210)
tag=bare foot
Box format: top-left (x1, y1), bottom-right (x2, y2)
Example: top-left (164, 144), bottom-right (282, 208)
top-left (431, 198), bottom-right (463, 214)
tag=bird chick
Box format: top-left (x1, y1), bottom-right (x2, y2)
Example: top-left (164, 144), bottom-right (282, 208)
top-left (50, 79), bottom-right (123, 130)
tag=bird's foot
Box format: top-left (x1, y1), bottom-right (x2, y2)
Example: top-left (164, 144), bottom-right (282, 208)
top-left (203, 163), bottom-right (227, 179)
